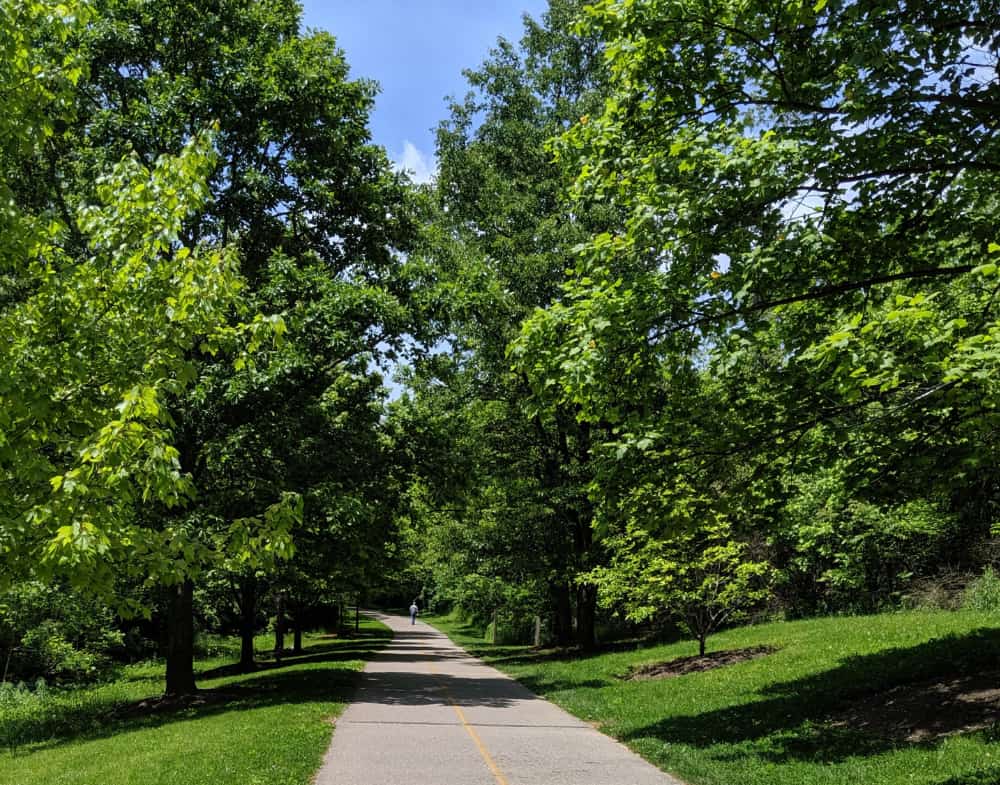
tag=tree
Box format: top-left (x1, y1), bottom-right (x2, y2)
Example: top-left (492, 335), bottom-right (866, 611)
top-left (1, 1), bottom-right (243, 597)
top-left (74, 0), bottom-right (419, 694)
top-left (4, 0), bottom-right (418, 694)
top-left (408, 0), bottom-right (616, 647)
top-left (593, 516), bottom-right (771, 656)
top-left (514, 1), bottom-right (1000, 574)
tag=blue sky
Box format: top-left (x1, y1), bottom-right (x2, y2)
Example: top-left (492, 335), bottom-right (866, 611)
top-left (300, 1), bottom-right (548, 181)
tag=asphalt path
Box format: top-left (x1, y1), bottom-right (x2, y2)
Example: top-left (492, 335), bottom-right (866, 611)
top-left (315, 611), bottom-right (683, 785)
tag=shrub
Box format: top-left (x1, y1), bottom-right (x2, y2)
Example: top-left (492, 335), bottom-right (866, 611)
top-left (0, 679), bottom-right (48, 752)
top-left (777, 468), bottom-right (962, 615)
top-left (963, 567), bottom-right (1000, 613)
top-left (1, 582), bottom-right (123, 683)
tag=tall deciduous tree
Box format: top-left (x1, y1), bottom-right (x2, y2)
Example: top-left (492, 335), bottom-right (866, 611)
top-left (5, 0), bottom-right (417, 694)
top-left (70, 0), bottom-right (417, 694)
top-left (409, 0), bottom-right (615, 647)
top-left (1, 1), bottom-right (243, 598)
top-left (514, 1), bottom-right (1000, 577)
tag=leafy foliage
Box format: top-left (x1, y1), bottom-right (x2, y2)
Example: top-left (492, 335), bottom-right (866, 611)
top-left (778, 466), bottom-right (961, 614)
top-left (963, 567), bottom-right (1000, 613)
top-left (593, 516), bottom-right (772, 655)
top-left (0, 582), bottom-right (123, 682)
top-left (0, 1), bottom-right (244, 596)
top-left (512, 0), bottom-right (1000, 629)
top-left (395, 0), bottom-right (617, 647)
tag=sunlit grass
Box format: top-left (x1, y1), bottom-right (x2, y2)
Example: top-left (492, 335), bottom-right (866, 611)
top-left (428, 609), bottom-right (1000, 785)
top-left (0, 620), bottom-right (391, 785)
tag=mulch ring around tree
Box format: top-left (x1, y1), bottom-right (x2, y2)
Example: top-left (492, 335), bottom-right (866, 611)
top-left (826, 671), bottom-right (1000, 743)
top-left (111, 689), bottom-right (242, 719)
top-left (626, 645), bottom-right (779, 680)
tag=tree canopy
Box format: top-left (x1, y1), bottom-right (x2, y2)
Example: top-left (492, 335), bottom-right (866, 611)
top-left (4, 0), bottom-right (1000, 689)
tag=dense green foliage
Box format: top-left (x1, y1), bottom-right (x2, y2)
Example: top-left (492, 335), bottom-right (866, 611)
top-left (1, 0), bottom-right (245, 596)
top-left (591, 517), bottom-right (772, 654)
top-left (390, 0), bottom-right (621, 648)
top-left (0, 582), bottom-right (123, 682)
top-left (396, 0), bottom-right (1000, 660)
top-left (3, 2), bottom-right (1000, 782)
top-left (62, 0), bottom-right (417, 618)
top-left (503, 0), bottom-right (1000, 638)
top-left (2, 0), bottom-right (419, 695)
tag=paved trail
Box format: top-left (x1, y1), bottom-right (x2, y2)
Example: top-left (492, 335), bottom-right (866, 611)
top-left (316, 612), bottom-right (682, 785)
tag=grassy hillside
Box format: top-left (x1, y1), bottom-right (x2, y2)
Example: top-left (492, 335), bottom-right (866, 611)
top-left (0, 620), bottom-right (390, 785)
top-left (428, 610), bottom-right (1000, 785)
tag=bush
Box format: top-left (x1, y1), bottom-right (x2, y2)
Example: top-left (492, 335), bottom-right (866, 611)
top-left (963, 567), bottom-right (1000, 612)
top-left (21, 622), bottom-right (106, 680)
top-left (1, 582), bottom-right (123, 683)
top-left (776, 468), bottom-right (962, 615)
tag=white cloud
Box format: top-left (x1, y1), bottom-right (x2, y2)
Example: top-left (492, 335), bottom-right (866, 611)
top-left (395, 140), bottom-right (436, 184)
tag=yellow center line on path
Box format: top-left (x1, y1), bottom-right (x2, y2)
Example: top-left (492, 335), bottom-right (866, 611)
top-left (428, 662), bottom-right (511, 785)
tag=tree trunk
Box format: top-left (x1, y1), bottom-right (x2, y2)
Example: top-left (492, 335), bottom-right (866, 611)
top-left (699, 634), bottom-right (707, 657)
top-left (572, 490), bottom-right (597, 650)
top-left (274, 592), bottom-right (286, 658)
top-left (292, 622), bottom-right (303, 654)
top-left (238, 576), bottom-right (257, 672)
top-left (165, 580), bottom-right (197, 696)
top-left (575, 581), bottom-right (597, 650)
top-left (553, 582), bottom-right (573, 647)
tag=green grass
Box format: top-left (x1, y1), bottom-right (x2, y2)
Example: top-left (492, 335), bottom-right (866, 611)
top-left (426, 609), bottom-right (1000, 785)
top-left (0, 619), bottom-right (391, 785)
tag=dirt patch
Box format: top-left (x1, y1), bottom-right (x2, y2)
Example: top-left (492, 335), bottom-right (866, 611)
top-left (111, 689), bottom-right (240, 719)
top-left (627, 645), bottom-right (779, 680)
top-left (827, 671), bottom-right (1000, 743)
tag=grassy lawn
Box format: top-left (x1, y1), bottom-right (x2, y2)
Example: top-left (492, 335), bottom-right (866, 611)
top-left (0, 618), bottom-right (391, 785)
top-left (427, 609), bottom-right (1000, 785)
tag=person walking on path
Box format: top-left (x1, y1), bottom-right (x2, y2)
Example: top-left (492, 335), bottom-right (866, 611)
top-left (409, 600), bottom-right (419, 625)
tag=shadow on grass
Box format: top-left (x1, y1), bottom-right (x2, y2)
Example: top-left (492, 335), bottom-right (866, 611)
top-left (440, 619), bottom-right (656, 671)
top-left (199, 628), bottom-right (393, 680)
top-left (931, 765), bottom-right (1000, 785)
top-left (5, 626), bottom-right (394, 755)
top-left (621, 627), bottom-right (1000, 765)
top-left (440, 629), bottom-right (660, 695)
